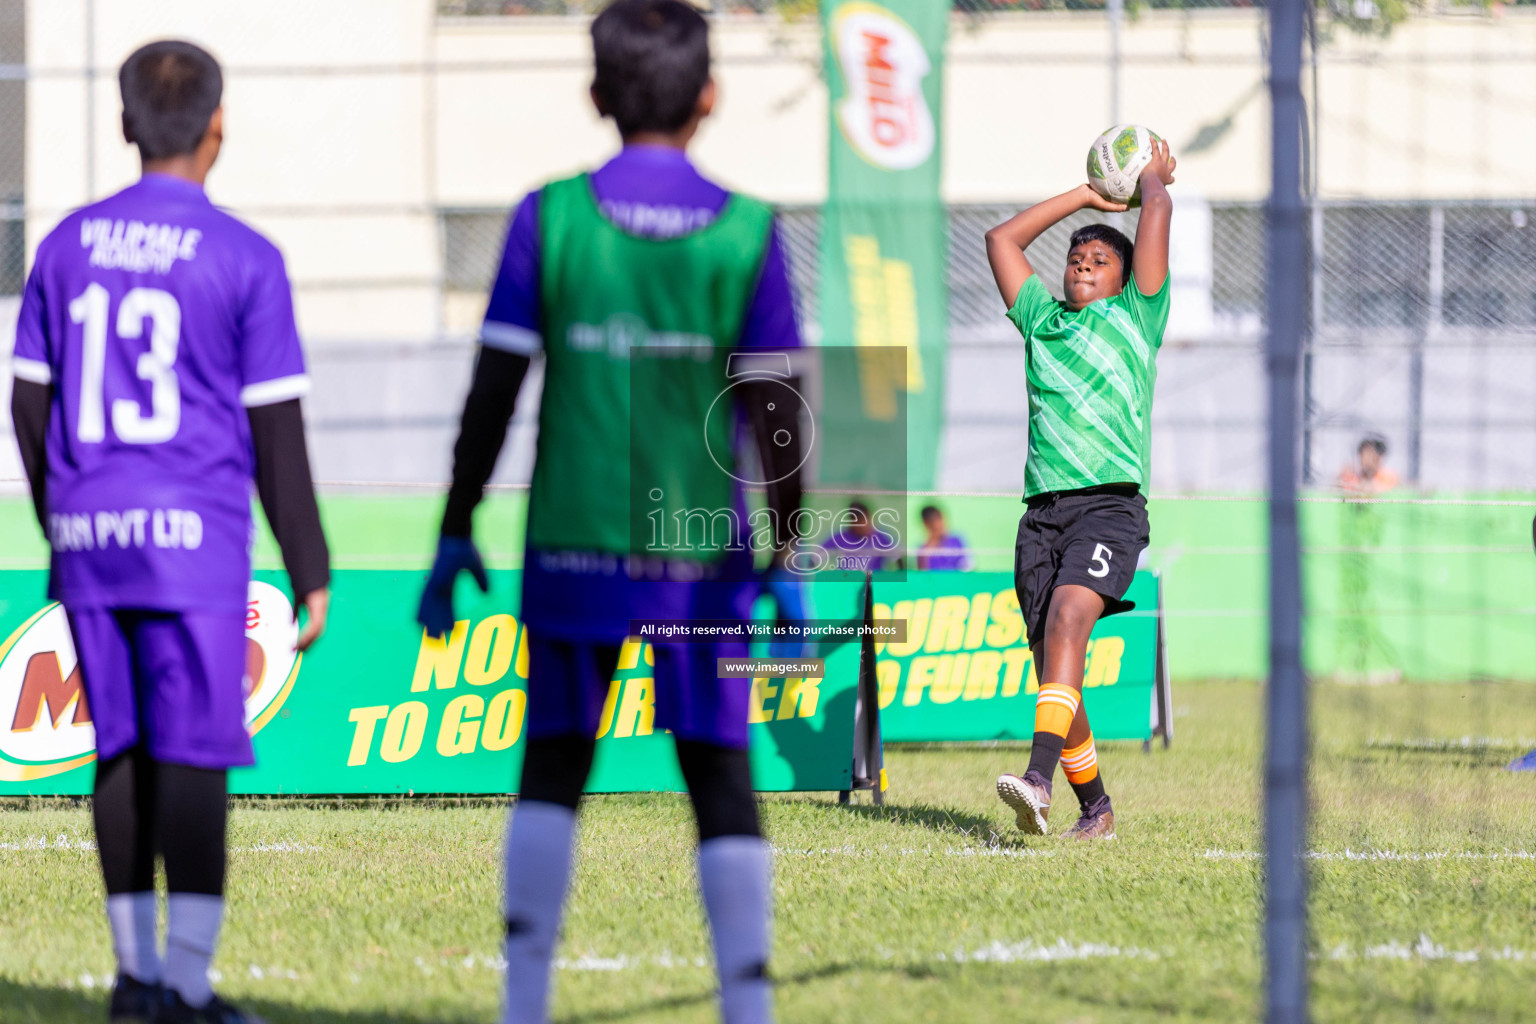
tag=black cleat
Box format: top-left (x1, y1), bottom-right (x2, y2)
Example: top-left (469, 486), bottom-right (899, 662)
top-left (108, 975), bottom-right (161, 1023)
top-left (157, 990), bottom-right (268, 1024)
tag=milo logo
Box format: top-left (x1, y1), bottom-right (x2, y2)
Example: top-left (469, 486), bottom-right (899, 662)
top-left (0, 581), bottom-right (300, 780)
top-left (831, 2), bottom-right (936, 171)
top-left (0, 605), bottom-right (93, 778)
top-left (242, 580), bottom-right (302, 732)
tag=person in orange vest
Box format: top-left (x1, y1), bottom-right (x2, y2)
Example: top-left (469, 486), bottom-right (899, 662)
top-left (1337, 434), bottom-right (1399, 494)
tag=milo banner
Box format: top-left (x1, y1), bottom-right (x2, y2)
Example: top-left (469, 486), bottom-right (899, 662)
top-left (873, 570), bottom-right (1173, 744)
top-left (0, 570), bottom-right (870, 796)
top-left (819, 0), bottom-right (948, 491)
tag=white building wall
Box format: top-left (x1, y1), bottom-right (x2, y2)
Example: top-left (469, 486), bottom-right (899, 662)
top-left (25, 0), bottom-right (441, 340)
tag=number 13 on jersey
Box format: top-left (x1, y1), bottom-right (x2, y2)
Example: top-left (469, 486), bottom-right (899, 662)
top-left (69, 282), bottom-right (182, 445)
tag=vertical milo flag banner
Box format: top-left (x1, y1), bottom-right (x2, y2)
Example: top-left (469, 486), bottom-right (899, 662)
top-left (819, 0), bottom-right (949, 491)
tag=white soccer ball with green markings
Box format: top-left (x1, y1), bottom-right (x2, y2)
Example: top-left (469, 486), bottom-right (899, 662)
top-left (1087, 124), bottom-right (1162, 206)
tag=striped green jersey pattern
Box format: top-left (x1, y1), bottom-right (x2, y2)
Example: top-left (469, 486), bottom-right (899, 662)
top-left (1006, 273), bottom-right (1170, 499)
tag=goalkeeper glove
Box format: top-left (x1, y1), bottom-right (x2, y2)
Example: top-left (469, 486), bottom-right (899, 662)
top-left (417, 536), bottom-right (489, 640)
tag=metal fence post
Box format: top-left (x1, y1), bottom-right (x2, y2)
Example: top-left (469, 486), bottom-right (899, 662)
top-left (1265, 0), bottom-right (1309, 1020)
top-left (1412, 205), bottom-right (1446, 484)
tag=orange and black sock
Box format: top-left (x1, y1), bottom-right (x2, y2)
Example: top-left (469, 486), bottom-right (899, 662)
top-left (1024, 683), bottom-right (1081, 788)
top-left (1062, 735), bottom-right (1107, 810)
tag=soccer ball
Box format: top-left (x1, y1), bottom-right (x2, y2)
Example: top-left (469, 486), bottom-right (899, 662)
top-left (1087, 124), bottom-right (1162, 206)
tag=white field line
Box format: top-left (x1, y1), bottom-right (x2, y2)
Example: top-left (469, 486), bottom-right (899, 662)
top-left (392, 935), bottom-right (1536, 976)
top-left (1368, 736), bottom-right (1536, 750)
top-left (1204, 848), bottom-right (1536, 862)
top-left (0, 834), bottom-right (317, 853)
top-left (1327, 935), bottom-right (1536, 963)
top-left (74, 965), bottom-right (300, 990)
top-left (61, 932), bottom-right (1536, 989)
top-left (936, 939), bottom-right (1159, 963)
top-left (10, 836), bottom-right (1055, 858)
top-left (403, 941), bottom-right (1157, 974)
top-left (772, 844), bottom-right (1053, 859)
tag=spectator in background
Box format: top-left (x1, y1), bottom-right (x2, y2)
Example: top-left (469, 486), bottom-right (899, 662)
top-left (821, 499), bottom-right (902, 572)
top-left (917, 504), bottom-right (971, 570)
top-left (1514, 515), bottom-right (1536, 771)
top-left (1338, 434), bottom-right (1399, 494)
top-left (1335, 432), bottom-right (1402, 683)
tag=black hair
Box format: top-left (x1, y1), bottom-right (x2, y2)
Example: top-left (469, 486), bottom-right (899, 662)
top-left (1069, 224), bottom-right (1134, 288)
top-left (591, 0), bottom-right (710, 138)
top-left (119, 40), bottom-right (222, 161)
top-left (848, 500), bottom-right (870, 517)
top-left (1359, 434), bottom-right (1388, 456)
top-left (920, 505), bottom-right (942, 524)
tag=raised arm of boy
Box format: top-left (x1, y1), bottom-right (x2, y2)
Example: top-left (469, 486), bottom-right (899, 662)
top-left (984, 186), bottom-right (1129, 308)
top-left (1130, 138), bottom-right (1177, 294)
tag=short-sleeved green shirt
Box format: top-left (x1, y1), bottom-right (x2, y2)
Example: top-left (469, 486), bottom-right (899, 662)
top-left (1006, 272), bottom-right (1170, 499)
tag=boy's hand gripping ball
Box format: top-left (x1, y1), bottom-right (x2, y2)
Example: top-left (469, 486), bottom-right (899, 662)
top-left (1087, 124), bottom-right (1164, 207)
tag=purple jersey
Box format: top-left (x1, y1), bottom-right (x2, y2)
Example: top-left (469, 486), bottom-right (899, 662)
top-left (917, 534), bottom-right (971, 571)
top-left (13, 174), bottom-right (308, 612)
top-left (822, 528), bottom-right (902, 573)
top-left (488, 146), bottom-right (803, 642)
top-left (479, 144), bottom-right (801, 358)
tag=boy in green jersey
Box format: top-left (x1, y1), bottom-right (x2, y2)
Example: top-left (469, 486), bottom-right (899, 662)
top-left (984, 139), bottom-right (1177, 839)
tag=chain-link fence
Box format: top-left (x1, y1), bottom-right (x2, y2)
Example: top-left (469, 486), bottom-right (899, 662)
top-left (440, 199), bottom-right (1536, 492)
top-left (0, 0), bottom-right (26, 298)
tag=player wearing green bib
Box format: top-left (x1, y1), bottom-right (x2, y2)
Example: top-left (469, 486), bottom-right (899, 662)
top-left (985, 139), bottom-right (1178, 840)
top-left (415, 4), bottom-right (805, 1023)
top-left (527, 172), bottom-right (772, 557)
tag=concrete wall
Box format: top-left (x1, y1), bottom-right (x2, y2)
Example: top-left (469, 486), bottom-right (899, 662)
top-left (25, 0), bottom-right (442, 340)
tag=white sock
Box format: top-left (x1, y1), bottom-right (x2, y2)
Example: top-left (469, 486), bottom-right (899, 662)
top-left (698, 836), bottom-right (773, 1024)
top-left (106, 892), bottom-right (161, 984)
top-left (164, 893), bottom-right (222, 1008)
top-left (502, 800), bottom-right (578, 1024)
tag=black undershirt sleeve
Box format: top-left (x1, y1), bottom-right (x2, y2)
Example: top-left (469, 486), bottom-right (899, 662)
top-left (737, 375), bottom-right (806, 553)
top-left (441, 346), bottom-right (531, 538)
top-left (10, 378), bottom-right (50, 532)
top-left (248, 398), bottom-right (331, 600)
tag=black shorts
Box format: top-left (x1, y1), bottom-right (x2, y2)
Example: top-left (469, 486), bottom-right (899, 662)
top-left (1013, 484), bottom-right (1151, 646)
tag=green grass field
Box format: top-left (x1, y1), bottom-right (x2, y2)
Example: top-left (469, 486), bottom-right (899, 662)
top-left (3, 680), bottom-right (1535, 1024)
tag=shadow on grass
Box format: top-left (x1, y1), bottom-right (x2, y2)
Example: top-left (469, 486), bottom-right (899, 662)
top-left (0, 977), bottom-right (481, 1024)
top-left (829, 800), bottom-right (1011, 844)
top-left (569, 957), bottom-right (1257, 1024)
top-left (566, 961), bottom-right (859, 1023)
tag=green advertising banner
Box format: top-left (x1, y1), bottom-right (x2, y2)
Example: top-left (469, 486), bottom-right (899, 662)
top-left (818, 0), bottom-right (949, 492)
top-left (872, 570), bottom-right (1171, 744)
top-left (0, 570), bottom-right (869, 796)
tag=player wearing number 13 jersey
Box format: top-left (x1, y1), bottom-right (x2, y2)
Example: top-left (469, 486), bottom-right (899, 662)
top-left (9, 41), bottom-right (328, 1024)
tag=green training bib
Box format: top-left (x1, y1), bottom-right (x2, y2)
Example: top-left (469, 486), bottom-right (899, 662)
top-left (527, 173), bottom-right (774, 558)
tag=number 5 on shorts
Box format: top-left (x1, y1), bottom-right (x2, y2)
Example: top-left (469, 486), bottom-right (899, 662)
top-left (1088, 543), bottom-right (1113, 578)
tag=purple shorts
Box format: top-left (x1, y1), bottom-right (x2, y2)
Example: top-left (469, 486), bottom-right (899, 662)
top-left (67, 607), bottom-right (253, 769)
top-left (525, 634), bottom-right (752, 750)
